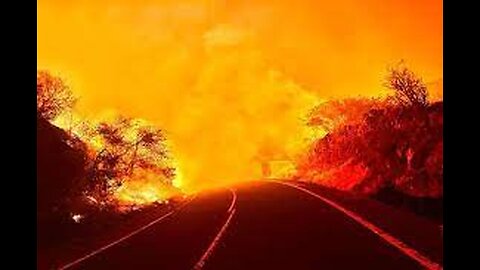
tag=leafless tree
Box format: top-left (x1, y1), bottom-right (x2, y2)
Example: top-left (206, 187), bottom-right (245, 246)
top-left (37, 70), bottom-right (76, 121)
top-left (385, 62), bottom-right (428, 107)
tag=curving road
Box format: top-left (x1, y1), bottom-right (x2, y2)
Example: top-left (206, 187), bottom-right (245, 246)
top-left (54, 181), bottom-right (443, 270)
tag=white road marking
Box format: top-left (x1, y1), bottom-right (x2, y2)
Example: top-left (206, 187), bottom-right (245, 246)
top-left (271, 180), bottom-right (442, 270)
top-left (193, 189), bottom-right (237, 270)
top-left (58, 196), bottom-right (196, 270)
top-left (227, 188), bottom-right (237, 213)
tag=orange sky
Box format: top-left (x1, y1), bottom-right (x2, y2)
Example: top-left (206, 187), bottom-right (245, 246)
top-left (37, 0), bottom-right (442, 192)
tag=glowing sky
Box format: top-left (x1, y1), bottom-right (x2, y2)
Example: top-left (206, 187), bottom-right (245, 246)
top-left (38, 0), bottom-right (442, 191)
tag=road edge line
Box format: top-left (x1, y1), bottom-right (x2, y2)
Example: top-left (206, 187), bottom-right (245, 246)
top-left (58, 196), bottom-right (196, 270)
top-left (271, 180), bottom-right (442, 270)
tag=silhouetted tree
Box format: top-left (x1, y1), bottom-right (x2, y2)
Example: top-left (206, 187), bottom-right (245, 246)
top-left (385, 63), bottom-right (428, 107)
top-left (86, 116), bottom-right (174, 200)
top-left (37, 70), bottom-right (76, 121)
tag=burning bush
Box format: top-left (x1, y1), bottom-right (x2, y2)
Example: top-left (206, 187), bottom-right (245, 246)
top-left (37, 70), bottom-right (180, 214)
top-left (77, 115), bottom-right (177, 205)
top-left (299, 64), bottom-right (443, 198)
top-left (114, 170), bottom-right (182, 209)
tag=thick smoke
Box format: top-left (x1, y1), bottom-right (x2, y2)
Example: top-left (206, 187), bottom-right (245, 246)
top-left (38, 0), bottom-right (442, 192)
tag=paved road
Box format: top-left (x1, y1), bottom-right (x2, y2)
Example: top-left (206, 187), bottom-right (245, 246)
top-left (55, 181), bottom-right (442, 270)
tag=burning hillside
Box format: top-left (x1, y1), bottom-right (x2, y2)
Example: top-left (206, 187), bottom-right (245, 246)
top-left (65, 114), bottom-right (180, 208)
top-left (38, 0), bottom-right (442, 193)
top-left (298, 65), bottom-right (443, 198)
top-left (38, 70), bottom-right (181, 211)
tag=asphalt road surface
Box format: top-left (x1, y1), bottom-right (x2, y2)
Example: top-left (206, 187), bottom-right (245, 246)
top-left (54, 181), bottom-right (443, 270)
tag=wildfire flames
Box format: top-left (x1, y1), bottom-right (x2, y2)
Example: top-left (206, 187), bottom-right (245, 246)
top-left (114, 171), bottom-right (181, 206)
top-left (39, 0), bottom-right (442, 200)
top-left (53, 112), bottom-right (182, 207)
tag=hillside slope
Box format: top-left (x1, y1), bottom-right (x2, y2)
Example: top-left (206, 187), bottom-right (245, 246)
top-left (37, 115), bottom-right (87, 218)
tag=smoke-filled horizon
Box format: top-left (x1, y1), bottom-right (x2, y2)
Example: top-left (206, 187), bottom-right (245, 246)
top-left (37, 0), bottom-right (442, 192)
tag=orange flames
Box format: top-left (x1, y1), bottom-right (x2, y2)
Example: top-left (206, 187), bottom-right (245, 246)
top-left (39, 0), bottom-right (442, 194)
top-left (114, 170), bottom-right (181, 206)
top-left (54, 112), bottom-right (182, 207)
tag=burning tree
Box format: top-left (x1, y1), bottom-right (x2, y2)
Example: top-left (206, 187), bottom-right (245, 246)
top-left (37, 70), bottom-right (76, 121)
top-left (300, 64), bottom-right (443, 198)
top-left (37, 70), bottom-right (179, 217)
top-left (84, 116), bottom-right (175, 202)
